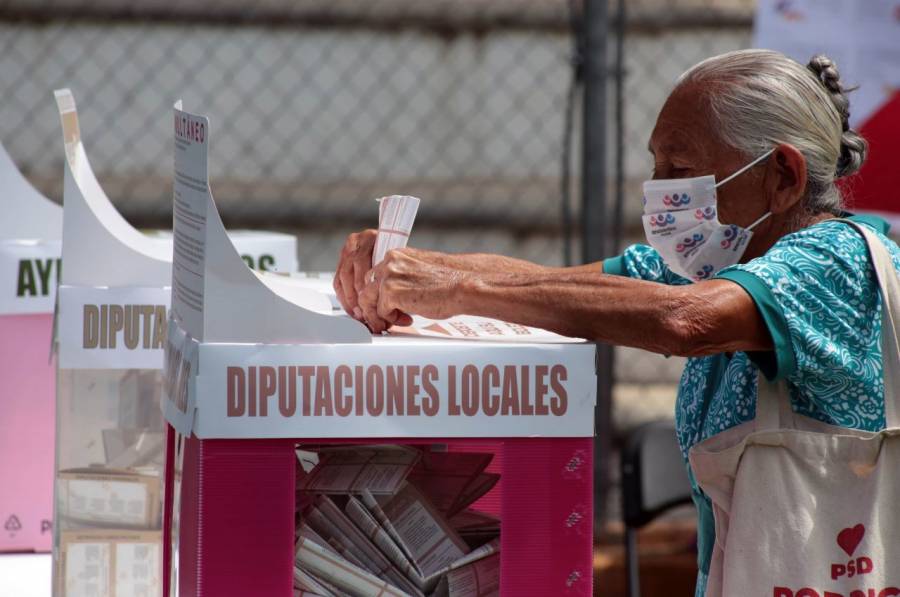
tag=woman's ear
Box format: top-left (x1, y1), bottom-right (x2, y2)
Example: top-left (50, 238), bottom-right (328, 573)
top-left (765, 143), bottom-right (807, 214)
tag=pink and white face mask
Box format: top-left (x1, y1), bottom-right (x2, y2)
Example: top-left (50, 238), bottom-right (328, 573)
top-left (641, 149), bottom-right (774, 281)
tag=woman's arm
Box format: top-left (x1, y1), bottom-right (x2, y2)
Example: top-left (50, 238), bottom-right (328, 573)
top-left (403, 249), bottom-right (554, 274)
top-left (402, 249), bottom-right (605, 275)
top-left (333, 229), bottom-right (603, 317)
top-left (358, 249), bottom-right (771, 358)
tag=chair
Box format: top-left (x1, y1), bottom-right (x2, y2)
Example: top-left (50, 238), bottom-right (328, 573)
top-left (620, 419), bottom-right (693, 597)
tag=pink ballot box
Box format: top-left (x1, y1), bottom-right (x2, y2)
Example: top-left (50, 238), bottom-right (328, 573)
top-left (0, 140), bottom-right (63, 553)
top-left (161, 104), bottom-right (598, 597)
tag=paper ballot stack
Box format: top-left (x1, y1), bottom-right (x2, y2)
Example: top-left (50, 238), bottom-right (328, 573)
top-left (294, 445), bottom-right (501, 597)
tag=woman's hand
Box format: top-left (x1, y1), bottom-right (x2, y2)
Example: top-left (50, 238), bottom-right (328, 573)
top-left (357, 248), bottom-right (471, 333)
top-left (334, 229), bottom-right (378, 320)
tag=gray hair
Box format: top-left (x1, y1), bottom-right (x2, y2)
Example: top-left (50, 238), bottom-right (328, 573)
top-left (677, 49), bottom-right (867, 214)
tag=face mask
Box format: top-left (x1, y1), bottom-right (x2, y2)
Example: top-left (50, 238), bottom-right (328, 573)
top-left (641, 149), bottom-right (774, 281)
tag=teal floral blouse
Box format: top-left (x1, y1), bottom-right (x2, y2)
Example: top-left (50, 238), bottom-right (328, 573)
top-left (603, 215), bottom-right (900, 596)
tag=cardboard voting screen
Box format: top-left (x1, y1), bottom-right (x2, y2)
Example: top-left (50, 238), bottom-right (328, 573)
top-left (55, 88), bottom-right (171, 290)
top-left (169, 101), bottom-right (367, 345)
top-left (163, 104), bottom-right (596, 441)
top-left (161, 104), bottom-right (597, 597)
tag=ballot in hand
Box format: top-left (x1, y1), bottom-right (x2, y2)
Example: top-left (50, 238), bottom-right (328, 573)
top-left (333, 230), bottom-right (413, 333)
top-left (333, 227), bottom-right (378, 320)
top-left (336, 194), bottom-right (472, 334)
top-left (336, 195), bottom-right (422, 333)
top-left (358, 250), bottom-right (469, 334)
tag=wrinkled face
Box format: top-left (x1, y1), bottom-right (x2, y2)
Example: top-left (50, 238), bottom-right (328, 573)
top-left (649, 83), bottom-right (770, 229)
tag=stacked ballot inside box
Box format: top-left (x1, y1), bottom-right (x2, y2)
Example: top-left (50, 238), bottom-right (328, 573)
top-left (161, 104), bottom-right (597, 597)
top-left (51, 90), bottom-right (300, 597)
top-left (294, 443), bottom-right (501, 597)
top-left (0, 141), bottom-right (63, 554)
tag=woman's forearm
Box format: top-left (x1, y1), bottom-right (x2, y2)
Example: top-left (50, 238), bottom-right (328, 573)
top-left (455, 270), bottom-right (771, 357)
top-left (430, 252), bottom-right (605, 276)
top-left (430, 252), bottom-right (549, 274)
top-left (457, 271), bottom-right (676, 352)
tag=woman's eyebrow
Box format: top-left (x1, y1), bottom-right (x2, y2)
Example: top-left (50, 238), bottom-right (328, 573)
top-left (649, 141), bottom-right (692, 158)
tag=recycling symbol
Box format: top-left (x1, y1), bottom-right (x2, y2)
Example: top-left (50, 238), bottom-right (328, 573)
top-left (4, 514), bottom-right (22, 532)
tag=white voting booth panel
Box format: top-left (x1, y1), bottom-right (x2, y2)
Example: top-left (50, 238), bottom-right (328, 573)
top-left (0, 142), bottom-right (62, 555)
top-left (51, 90), bottom-right (301, 597)
top-left (147, 229), bottom-right (299, 274)
top-left (161, 105), bottom-right (597, 597)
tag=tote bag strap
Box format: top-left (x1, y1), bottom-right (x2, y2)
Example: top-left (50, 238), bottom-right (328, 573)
top-left (755, 376), bottom-right (793, 431)
top-left (842, 220), bottom-right (900, 428)
top-left (755, 219), bottom-right (900, 430)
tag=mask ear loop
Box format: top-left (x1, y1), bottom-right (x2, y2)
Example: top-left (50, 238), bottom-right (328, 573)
top-left (746, 210), bottom-right (773, 231)
top-left (715, 148), bottom-right (776, 188)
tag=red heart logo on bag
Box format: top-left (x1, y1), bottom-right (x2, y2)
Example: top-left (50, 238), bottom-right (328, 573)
top-left (837, 524), bottom-right (865, 557)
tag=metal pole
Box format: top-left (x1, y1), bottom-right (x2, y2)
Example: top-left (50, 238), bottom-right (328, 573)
top-left (613, 0), bottom-right (626, 254)
top-left (581, 0), bottom-right (608, 265)
top-left (581, 0), bottom-right (615, 536)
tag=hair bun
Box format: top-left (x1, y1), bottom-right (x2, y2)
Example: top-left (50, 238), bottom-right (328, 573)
top-left (807, 54), bottom-right (868, 177)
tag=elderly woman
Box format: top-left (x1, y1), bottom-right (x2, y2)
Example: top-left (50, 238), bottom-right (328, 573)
top-left (334, 50), bottom-right (900, 593)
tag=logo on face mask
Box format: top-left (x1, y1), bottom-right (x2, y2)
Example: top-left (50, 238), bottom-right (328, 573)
top-left (676, 233), bottom-right (704, 253)
top-left (649, 214), bottom-right (676, 227)
top-left (720, 225), bottom-right (740, 249)
top-left (695, 207), bottom-right (716, 220)
top-left (663, 193), bottom-right (691, 207)
top-left (694, 264), bottom-right (715, 280)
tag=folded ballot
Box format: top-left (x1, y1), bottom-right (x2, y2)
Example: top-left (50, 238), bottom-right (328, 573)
top-left (406, 451), bottom-right (498, 518)
top-left (299, 445), bottom-right (421, 495)
top-left (57, 468), bottom-right (161, 529)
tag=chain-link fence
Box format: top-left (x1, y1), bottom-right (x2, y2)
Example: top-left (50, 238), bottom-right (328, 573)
top-left (0, 0), bottom-right (582, 272)
top-left (1, 0), bottom-right (760, 392)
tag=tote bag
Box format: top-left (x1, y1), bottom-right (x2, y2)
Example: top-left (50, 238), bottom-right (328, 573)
top-left (689, 221), bottom-right (900, 597)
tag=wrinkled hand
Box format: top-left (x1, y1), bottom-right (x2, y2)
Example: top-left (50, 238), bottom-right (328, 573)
top-left (334, 229), bottom-right (378, 320)
top-left (358, 248), bottom-right (470, 333)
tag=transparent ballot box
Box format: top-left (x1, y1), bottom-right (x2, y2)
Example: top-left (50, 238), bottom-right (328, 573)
top-left (160, 103), bottom-right (599, 597)
top-left (55, 285), bottom-right (170, 597)
top-left (55, 369), bottom-right (165, 597)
